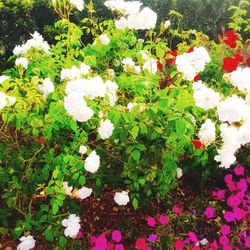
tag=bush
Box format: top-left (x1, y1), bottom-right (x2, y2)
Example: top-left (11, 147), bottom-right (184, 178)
top-left (0, 0), bottom-right (250, 248)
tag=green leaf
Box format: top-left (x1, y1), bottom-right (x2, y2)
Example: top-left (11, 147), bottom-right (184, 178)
top-left (44, 230), bottom-right (54, 241)
top-left (132, 198), bottom-right (139, 210)
top-left (52, 204), bottom-right (59, 215)
top-left (79, 175), bottom-right (85, 185)
top-left (131, 126), bottom-right (139, 139)
top-left (132, 150), bottom-right (140, 162)
top-left (72, 172), bottom-right (79, 180)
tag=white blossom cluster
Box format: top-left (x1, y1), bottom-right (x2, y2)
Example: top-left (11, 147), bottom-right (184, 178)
top-left (98, 119), bottom-right (115, 139)
top-left (194, 67), bottom-right (250, 168)
top-left (13, 31), bottom-right (50, 56)
top-left (176, 47), bottom-right (211, 81)
top-left (192, 81), bottom-right (221, 110)
top-left (84, 150), bottom-right (101, 173)
top-left (0, 92), bottom-right (16, 111)
top-left (17, 235), bottom-right (36, 250)
top-left (38, 78), bottom-right (55, 98)
top-left (61, 63), bottom-right (90, 81)
top-left (52, 0), bottom-right (84, 11)
top-left (105, 0), bottom-right (157, 30)
top-left (62, 214), bottom-right (81, 238)
top-left (15, 57), bottom-right (29, 69)
top-left (114, 191), bottom-right (130, 205)
top-left (62, 181), bottom-right (93, 199)
top-left (121, 58), bottom-right (141, 74)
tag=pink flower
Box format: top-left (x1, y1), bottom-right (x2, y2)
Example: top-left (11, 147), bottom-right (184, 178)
top-left (115, 244), bottom-right (124, 250)
top-left (173, 205), bottom-right (183, 214)
top-left (226, 181), bottom-right (237, 192)
top-left (77, 231), bottom-right (83, 239)
top-left (220, 225), bottom-right (230, 235)
top-left (236, 179), bottom-right (248, 192)
top-left (147, 216), bottom-right (156, 227)
top-left (222, 246), bottom-right (232, 250)
top-left (112, 230), bottom-right (122, 243)
top-left (224, 211), bottom-right (235, 223)
top-left (219, 235), bottom-right (229, 245)
top-left (187, 231), bottom-right (199, 244)
top-left (227, 194), bottom-right (241, 208)
top-left (212, 189), bottom-right (226, 200)
top-left (209, 240), bottom-right (218, 250)
top-left (174, 239), bottom-right (184, 250)
top-left (245, 236), bottom-right (250, 247)
top-left (233, 207), bottom-right (246, 221)
top-left (234, 165), bottom-right (245, 176)
top-left (159, 215), bottom-right (168, 225)
top-left (91, 233), bottom-right (108, 250)
top-left (204, 207), bottom-right (215, 219)
top-left (224, 174), bottom-right (233, 183)
top-left (147, 234), bottom-right (157, 243)
top-left (192, 247), bottom-right (200, 250)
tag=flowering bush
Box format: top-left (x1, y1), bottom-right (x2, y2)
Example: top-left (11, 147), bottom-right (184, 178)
top-left (0, 0), bottom-right (250, 248)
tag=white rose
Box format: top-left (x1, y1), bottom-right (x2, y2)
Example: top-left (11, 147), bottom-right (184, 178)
top-left (79, 145), bottom-right (87, 155)
top-left (98, 119), bottom-right (115, 139)
top-left (84, 150), bottom-right (100, 173)
top-left (15, 57), bottom-right (28, 69)
top-left (63, 182), bottom-right (73, 196)
top-left (62, 214), bottom-right (81, 238)
top-left (99, 34), bottom-right (110, 45)
top-left (198, 119), bottom-right (216, 146)
top-left (164, 20), bottom-right (171, 29)
top-left (0, 75), bottom-right (10, 84)
top-left (114, 191), bottom-right (130, 205)
top-left (76, 186), bottom-right (93, 199)
top-left (17, 236), bottom-right (36, 250)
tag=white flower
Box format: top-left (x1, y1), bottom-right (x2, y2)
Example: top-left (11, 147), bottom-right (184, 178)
top-left (64, 92), bottom-right (94, 122)
top-left (217, 95), bottom-right (246, 123)
top-left (99, 34), bottom-right (110, 45)
top-left (238, 121), bottom-right (250, 145)
top-left (176, 168), bottom-right (183, 179)
top-left (143, 58), bottom-right (157, 74)
top-left (63, 182), bottom-right (73, 196)
top-left (114, 191), bottom-right (130, 205)
top-left (17, 236), bottom-right (36, 250)
top-left (214, 146), bottom-right (236, 169)
top-left (229, 67), bottom-right (250, 92)
top-left (84, 150), bottom-right (100, 173)
top-left (98, 119), bottom-right (114, 139)
top-left (62, 214), bottom-right (81, 238)
top-left (13, 32), bottom-right (50, 55)
top-left (164, 20), bottom-right (171, 28)
top-left (61, 63), bottom-right (90, 81)
top-left (220, 123), bottom-right (240, 150)
top-left (76, 186), bottom-right (93, 199)
top-left (127, 102), bottom-right (138, 111)
top-left (176, 47), bottom-right (210, 80)
top-left (115, 17), bottom-right (128, 29)
top-left (122, 58), bottom-right (135, 70)
top-left (69, 0), bottom-right (84, 11)
top-left (79, 145), bottom-right (87, 154)
top-left (15, 57), bottom-right (28, 69)
top-left (0, 92), bottom-right (16, 110)
top-left (198, 119), bottom-right (216, 146)
top-left (200, 238), bottom-right (208, 246)
top-left (0, 75), bottom-right (10, 84)
top-left (193, 81), bottom-right (220, 110)
top-left (38, 78), bottom-right (55, 98)
top-left (136, 7), bottom-right (157, 30)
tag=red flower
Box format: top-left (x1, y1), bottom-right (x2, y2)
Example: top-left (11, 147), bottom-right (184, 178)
top-left (233, 54), bottom-right (244, 63)
top-left (174, 239), bottom-right (184, 250)
top-left (192, 139), bottom-right (205, 150)
top-left (246, 58), bottom-right (250, 67)
top-left (222, 31), bottom-right (239, 48)
top-left (164, 50), bottom-right (177, 65)
top-left (188, 47), bottom-right (194, 53)
top-left (157, 59), bottom-right (163, 70)
top-left (193, 75), bottom-right (200, 82)
top-left (222, 57), bottom-right (239, 72)
top-left (135, 238), bottom-right (150, 250)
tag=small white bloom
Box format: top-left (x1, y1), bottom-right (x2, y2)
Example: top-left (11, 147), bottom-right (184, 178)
top-left (198, 119), bottom-right (216, 146)
top-left (38, 78), bottom-right (55, 98)
top-left (17, 236), bottom-right (36, 250)
top-left (200, 238), bottom-right (208, 246)
top-left (164, 20), bottom-right (171, 29)
top-left (176, 168), bottom-right (183, 179)
top-left (62, 214), bottom-right (81, 238)
top-left (143, 58), bottom-right (158, 74)
top-left (84, 150), bottom-right (100, 173)
top-left (63, 182), bottom-right (73, 196)
top-left (114, 191), bottom-right (130, 205)
top-left (79, 145), bottom-right (87, 155)
top-left (115, 17), bottom-right (128, 29)
top-left (99, 34), bottom-right (110, 45)
top-left (0, 75), bottom-right (10, 84)
top-left (76, 186), bottom-right (93, 199)
top-left (98, 119), bottom-right (115, 139)
top-left (15, 57), bottom-right (28, 69)
top-left (69, 0), bottom-right (84, 11)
